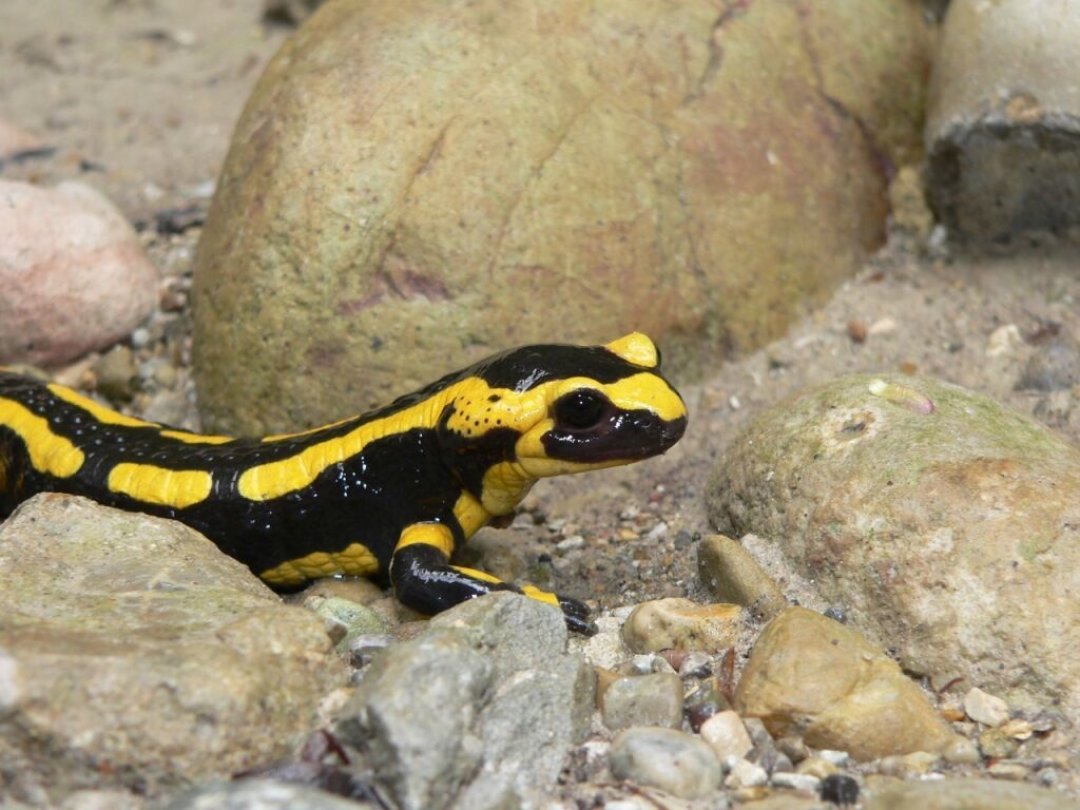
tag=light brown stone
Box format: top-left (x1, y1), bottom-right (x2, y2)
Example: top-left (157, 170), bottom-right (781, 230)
top-left (192, 0), bottom-right (931, 433)
top-left (622, 597), bottom-right (743, 654)
top-left (735, 607), bottom-right (961, 761)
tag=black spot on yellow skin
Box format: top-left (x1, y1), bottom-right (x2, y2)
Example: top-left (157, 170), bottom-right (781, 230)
top-left (0, 333), bottom-right (686, 632)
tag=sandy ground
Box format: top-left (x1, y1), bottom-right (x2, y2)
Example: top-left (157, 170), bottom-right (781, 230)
top-left (4, 0), bottom-right (1080, 799)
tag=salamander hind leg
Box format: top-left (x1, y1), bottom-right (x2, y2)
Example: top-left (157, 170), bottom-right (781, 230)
top-left (389, 524), bottom-right (596, 635)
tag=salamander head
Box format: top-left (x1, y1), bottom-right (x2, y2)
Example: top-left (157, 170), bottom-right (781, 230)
top-left (438, 333), bottom-right (687, 488)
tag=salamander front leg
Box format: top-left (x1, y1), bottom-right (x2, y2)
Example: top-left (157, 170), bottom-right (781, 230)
top-left (389, 524), bottom-right (596, 635)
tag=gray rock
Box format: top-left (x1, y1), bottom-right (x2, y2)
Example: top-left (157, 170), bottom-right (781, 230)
top-left (1015, 337), bottom-right (1080, 392)
top-left (161, 779), bottom-right (376, 810)
top-left (337, 592), bottom-right (594, 810)
top-left (0, 495), bottom-right (345, 805)
top-left (192, 0), bottom-right (931, 433)
top-left (708, 374), bottom-right (1080, 725)
top-left (926, 0), bottom-right (1080, 244)
top-left (600, 672), bottom-right (684, 731)
top-left (0, 180), bottom-right (159, 366)
top-left (609, 727), bottom-right (721, 800)
top-left (866, 778), bottom-right (1076, 810)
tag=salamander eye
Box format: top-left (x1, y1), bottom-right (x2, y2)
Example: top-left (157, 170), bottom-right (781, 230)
top-left (554, 389), bottom-right (607, 429)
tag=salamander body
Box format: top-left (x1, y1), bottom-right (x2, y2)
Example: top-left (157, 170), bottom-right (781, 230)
top-left (0, 332), bottom-right (686, 632)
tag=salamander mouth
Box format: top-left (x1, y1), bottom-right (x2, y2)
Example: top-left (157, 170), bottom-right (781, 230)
top-left (540, 411), bottom-right (687, 463)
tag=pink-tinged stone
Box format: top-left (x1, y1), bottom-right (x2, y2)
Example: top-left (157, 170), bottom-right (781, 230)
top-left (0, 179), bottom-right (159, 366)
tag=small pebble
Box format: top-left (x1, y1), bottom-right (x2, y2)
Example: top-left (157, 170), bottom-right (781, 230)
top-left (941, 735), bottom-right (981, 765)
top-left (736, 719), bottom-right (793, 773)
top-left (963, 686), bottom-right (1009, 727)
top-left (302, 595), bottom-right (391, 649)
top-left (796, 756), bottom-right (838, 779)
top-left (771, 771), bottom-right (820, 792)
top-left (556, 534), bottom-right (585, 552)
top-left (986, 323), bottom-right (1023, 357)
top-left (731, 787), bottom-right (770, 803)
top-left (643, 522), bottom-right (668, 542)
top-left (609, 727), bottom-right (721, 800)
top-left (696, 534), bottom-right (787, 620)
top-left (130, 327), bottom-right (152, 349)
top-left (775, 735), bottom-right (810, 764)
top-left (877, 751), bottom-right (940, 778)
top-left (601, 672), bottom-right (684, 731)
top-left (978, 727), bottom-right (1020, 759)
top-left (868, 316), bottom-right (898, 336)
top-left (602, 801), bottom-right (653, 810)
top-left (819, 773), bottom-right (860, 805)
top-left (1036, 767), bottom-right (1059, 787)
top-left (684, 680), bottom-right (730, 732)
top-left (627, 653), bottom-right (674, 675)
top-left (724, 757), bottom-right (768, 789)
top-left (817, 749), bottom-right (851, 767)
top-left (999, 718), bottom-right (1034, 740)
top-left (699, 711), bottom-right (754, 762)
top-left (622, 598), bottom-right (743, 654)
top-left (92, 346), bottom-right (138, 401)
top-left (676, 651), bottom-right (712, 677)
top-left (986, 761), bottom-right (1030, 781)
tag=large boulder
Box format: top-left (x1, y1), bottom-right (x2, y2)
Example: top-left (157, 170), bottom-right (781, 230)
top-left (193, 0), bottom-right (931, 434)
top-left (707, 374), bottom-right (1080, 723)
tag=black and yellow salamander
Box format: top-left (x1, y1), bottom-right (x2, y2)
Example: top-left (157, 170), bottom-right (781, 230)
top-left (0, 332), bottom-right (686, 633)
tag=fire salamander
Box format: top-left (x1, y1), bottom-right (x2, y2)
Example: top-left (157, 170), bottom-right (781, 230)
top-left (0, 332), bottom-right (686, 633)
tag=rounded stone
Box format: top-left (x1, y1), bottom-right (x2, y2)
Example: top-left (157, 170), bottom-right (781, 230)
top-left (192, 0), bottom-right (930, 433)
top-left (622, 598), bottom-right (743, 654)
top-left (0, 180), bottom-right (158, 367)
top-left (609, 727), bottom-right (721, 800)
top-left (601, 672), bottom-right (684, 731)
top-left (708, 374), bottom-right (1080, 727)
top-left (697, 534), bottom-right (787, 620)
top-left (734, 607), bottom-right (962, 761)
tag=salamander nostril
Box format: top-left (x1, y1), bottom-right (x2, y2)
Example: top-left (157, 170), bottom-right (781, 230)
top-left (635, 413), bottom-right (657, 431)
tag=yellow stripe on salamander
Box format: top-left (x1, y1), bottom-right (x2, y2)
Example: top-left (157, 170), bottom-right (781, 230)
top-left (238, 388), bottom-right (456, 501)
top-left (258, 542), bottom-right (381, 586)
top-left (107, 463), bottom-right (213, 508)
top-left (0, 397), bottom-right (84, 478)
top-left (48, 383), bottom-right (235, 445)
